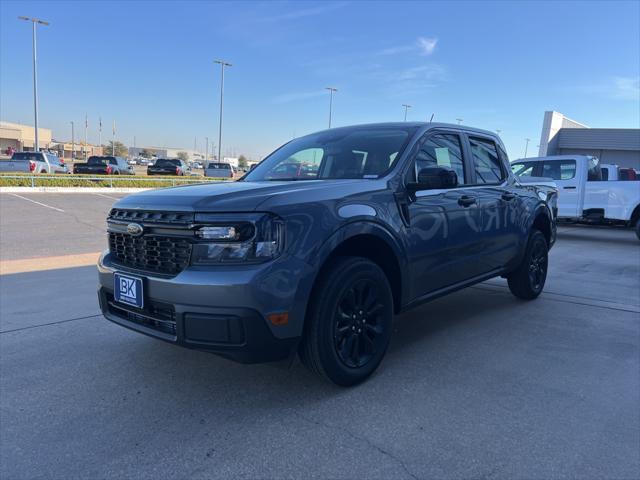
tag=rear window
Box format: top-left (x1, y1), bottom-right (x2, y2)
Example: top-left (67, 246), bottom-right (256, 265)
top-left (11, 152), bottom-right (42, 161)
top-left (469, 137), bottom-right (505, 184)
top-left (88, 156), bottom-right (115, 165)
top-left (207, 163), bottom-right (231, 169)
top-left (155, 159), bottom-right (180, 167)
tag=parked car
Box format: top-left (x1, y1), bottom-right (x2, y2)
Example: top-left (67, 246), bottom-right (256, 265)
top-left (511, 155), bottom-right (640, 239)
top-left (0, 152), bottom-right (68, 174)
top-left (98, 122), bottom-right (557, 386)
top-left (204, 162), bottom-right (235, 178)
top-left (147, 158), bottom-right (190, 176)
top-left (73, 156), bottom-right (134, 175)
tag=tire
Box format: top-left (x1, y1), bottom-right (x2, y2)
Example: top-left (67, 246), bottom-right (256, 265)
top-left (40, 170), bottom-right (46, 174)
top-left (299, 256), bottom-right (394, 386)
top-left (507, 230), bottom-right (548, 300)
top-left (635, 219), bottom-right (640, 241)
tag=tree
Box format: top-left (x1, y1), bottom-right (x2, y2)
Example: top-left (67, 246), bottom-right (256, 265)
top-left (176, 151), bottom-right (189, 162)
top-left (140, 149), bottom-right (153, 159)
top-left (238, 155), bottom-right (248, 169)
top-left (104, 141), bottom-right (128, 157)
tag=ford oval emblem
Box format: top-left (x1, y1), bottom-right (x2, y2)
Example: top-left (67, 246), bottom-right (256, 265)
top-left (127, 223), bottom-right (144, 237)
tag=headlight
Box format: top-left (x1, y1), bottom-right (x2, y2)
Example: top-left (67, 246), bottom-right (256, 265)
top-left (191, 213), bottom-right (284, 265)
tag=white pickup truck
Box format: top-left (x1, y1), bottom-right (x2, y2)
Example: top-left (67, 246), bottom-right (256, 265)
top-left (0, 152), bottom-right (68, 174)
top-left (512, 155), bottom-right (640, 239)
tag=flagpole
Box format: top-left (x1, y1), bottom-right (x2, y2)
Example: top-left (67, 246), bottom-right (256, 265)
top-left (112, 120), bottom-right (116, 156)
top-left (98, 116), bottom-right (102, 148)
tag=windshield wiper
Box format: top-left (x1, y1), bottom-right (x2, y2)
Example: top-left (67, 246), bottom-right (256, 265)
top-left (266, 178), bottom-right (315, 181)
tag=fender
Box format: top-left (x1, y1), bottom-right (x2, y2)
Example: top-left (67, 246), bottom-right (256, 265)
top-left (300, 219), bottom-right (410, 309)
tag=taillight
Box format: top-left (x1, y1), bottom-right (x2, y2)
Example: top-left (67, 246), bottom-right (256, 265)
top-left (106, 165), bottom-right (112, 174)
top-left (29, 161), bottom-right (36, 172)
top-left (176, 167), bottom-right (181, 175)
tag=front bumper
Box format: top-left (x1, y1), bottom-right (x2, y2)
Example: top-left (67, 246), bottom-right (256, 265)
top-left (97, 251), bottom-right (314, 363)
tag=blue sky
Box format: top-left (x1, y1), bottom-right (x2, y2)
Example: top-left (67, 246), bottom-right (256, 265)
top-left (1, 0), bottom-right (639, 159)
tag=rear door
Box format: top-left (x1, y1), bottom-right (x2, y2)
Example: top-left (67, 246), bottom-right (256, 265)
top-left (464, 135), bottom-right (520, 270)
top-left (540, 159), bottom-right (581, 217)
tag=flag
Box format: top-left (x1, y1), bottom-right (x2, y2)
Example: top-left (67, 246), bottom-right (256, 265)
top-left (99, 117), bottom-right (102, 132)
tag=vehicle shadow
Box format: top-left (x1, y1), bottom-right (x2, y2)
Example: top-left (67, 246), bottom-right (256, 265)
top-left (556, 225), bottom-right (639, 246)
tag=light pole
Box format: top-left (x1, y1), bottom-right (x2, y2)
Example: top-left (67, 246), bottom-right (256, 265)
top-left (18, 16), bottom-right (49, 152)
top-left (214, 59), bottom-right (232, 162)
top-left (205, 136), bottom-right (209, 162)
top-left (84, 114), bottom-right (88, 159)
top-left (112, 120), bottom-right (116, 155)
top-left (325, 87), bottom-right (337, 128)
top-left (70, 121), bottom-right (75, 160)
top-left (402, 104), bottom-right (412, 121)
top-left (456, 118), bottom-right (463, 125)
top-left (524, 138), bottom-right (531, 158)
top-left (98, 117), bottom-right (102, 147)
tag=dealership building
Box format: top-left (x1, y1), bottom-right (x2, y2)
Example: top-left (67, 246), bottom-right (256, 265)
top-left (0, 121), bottom-right (52, 153)
top-left (538, 111), bottom-right (640, 169)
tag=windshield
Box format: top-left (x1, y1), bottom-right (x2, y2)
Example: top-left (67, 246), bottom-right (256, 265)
top-left (243, 126), bottom-right (414, 181)
top-left (155, 159), bottom-right (180, 167)
top-left (10, 152), bottom-right (42, 161)
top-left (88, 156), bottom-right (114, 165)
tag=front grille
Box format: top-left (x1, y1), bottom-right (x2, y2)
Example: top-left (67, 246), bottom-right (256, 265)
top-left (106, 293), bottom-right (177, 338)
top-left (109, 209), bottom-right (194, 224)
top-left (109, 232), bottom-right (192, 275)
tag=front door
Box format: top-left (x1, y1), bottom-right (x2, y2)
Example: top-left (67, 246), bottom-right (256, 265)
top-left (540, 158), bottom-right (581, 217)
top-left (404, 131), bottom-right (485, 300)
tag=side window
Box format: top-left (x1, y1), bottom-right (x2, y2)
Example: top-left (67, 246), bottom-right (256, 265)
top-left (469, 137), bottom-right (505, 184)
top-left (414, 133), bottom-right (465, 185)
top-left (541, 160), bottom-right (576, 180)
top-left (511, 162), bottom-right (535, 177)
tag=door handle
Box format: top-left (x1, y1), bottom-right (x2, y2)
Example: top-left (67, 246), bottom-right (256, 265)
top-left (563, 186), bottom-right (576, 190)
top-left (458, 195), bottom-right (477, 207)
top-left (501, 192), bottom-right (516, 201)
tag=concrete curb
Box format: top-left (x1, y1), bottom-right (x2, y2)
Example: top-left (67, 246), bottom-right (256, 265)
top-left (0, 187), bottom-right (152, 193)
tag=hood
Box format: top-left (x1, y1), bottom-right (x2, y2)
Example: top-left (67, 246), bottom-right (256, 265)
top-left (113, 179), bottom-right (377, 212)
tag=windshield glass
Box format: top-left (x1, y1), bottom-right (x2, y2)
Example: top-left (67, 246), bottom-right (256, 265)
top-left (155, 159), bottom-right (180, 167)
top-left (244, 126), bottom-right (415, 181)
top-left (10, 152), bottom-right (41, 161)
top-left (88, 156), bottom-right (114, 165)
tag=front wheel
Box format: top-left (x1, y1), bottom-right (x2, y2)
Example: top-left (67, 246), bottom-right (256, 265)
top-left (507, 230), bottom-right (548, 300)
top-left (299, 257), bottom-right (393, 386)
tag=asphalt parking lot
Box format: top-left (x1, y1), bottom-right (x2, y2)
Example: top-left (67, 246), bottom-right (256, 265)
top-left (1, 193), bottom-right (639, 479)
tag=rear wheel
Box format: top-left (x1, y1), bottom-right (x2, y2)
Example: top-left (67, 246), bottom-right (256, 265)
top-left (299, 257), bottom-right (393, 386)
top-left (507, 230), bottom-right (548, 300)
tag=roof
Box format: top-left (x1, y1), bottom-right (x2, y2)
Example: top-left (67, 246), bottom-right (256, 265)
top-left (557, 128), bottom-right (640, 151)
top-left (309, 122), bottom-right (502, 140)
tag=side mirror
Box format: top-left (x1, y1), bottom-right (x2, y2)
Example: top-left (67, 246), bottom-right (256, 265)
top-left (408, 166), bottom-right (458, 193)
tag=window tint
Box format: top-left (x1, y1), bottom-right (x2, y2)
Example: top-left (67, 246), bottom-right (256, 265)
top-left (511, 162), bottom-right (535, 177)
top-left (469, 137), bottom-right (504, 184)
top-left (541, 160), bottom-right (576, 180)
top-left (11, 152), bottom-right (42, 162)
top-left (155, 159), bottom-right (180, 167)
top-left (414, 133), bottom-right (465, 185)
top-left (245, 127), bottom-right (412, 181)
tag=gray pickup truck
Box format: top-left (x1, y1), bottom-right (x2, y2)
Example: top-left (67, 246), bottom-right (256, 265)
top-left (98, 122), bottom-right (557, 386)
top-left (0, 152), bottom-right (68, 174)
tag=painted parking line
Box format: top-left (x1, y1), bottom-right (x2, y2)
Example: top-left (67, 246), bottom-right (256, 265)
top-left (9, 193), bottom-right (65, 213)
top-left (0, 252), bottom-right (100, 275)
top-left (93, 192), bottom-right (121, 200)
